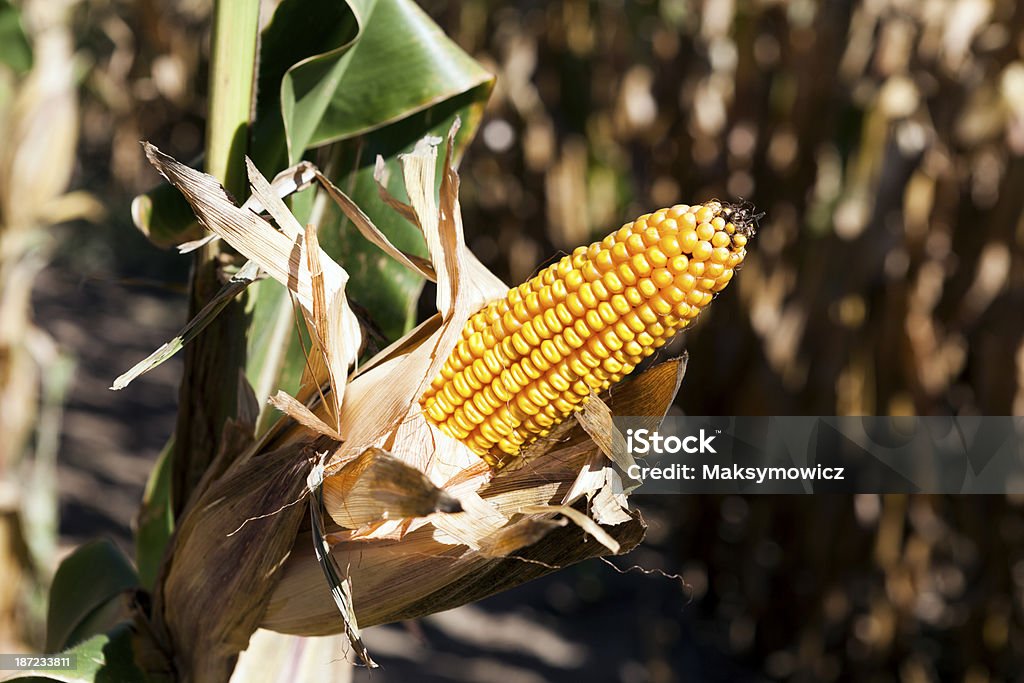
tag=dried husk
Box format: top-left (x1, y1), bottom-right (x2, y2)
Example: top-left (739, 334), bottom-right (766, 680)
top-left (135, 123), bottom-right (685, 675)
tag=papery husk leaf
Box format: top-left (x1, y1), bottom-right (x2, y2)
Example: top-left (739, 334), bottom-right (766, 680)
top-left (181, 161), bottom-right (318, 253)
top-left (307, 461), bottom-right (376, 668)
top-left (263, 357), bottom-right (684, 637)
top-left (143, 144), bottom-right (354, 323)
top-left (311, 167), bottom-right (435, 280)
top-left (142, 438), bottom-right (328, 681)
top-left (261, 506), bottom-right (644, 636)
top-left (325, 447), bottom-right (461, 529)
top-left (268, 390), bottom-right (341, 440)
top-left (111, 261), bottom-right (263, 390)
top-left (575, 392), bottom-right (633, 470)
top-left (230, 629), bottom-right (353, 682)
top-left (476, 517), bottom-right (567, 558)
top-left (322, 125), bottom-right (503, 488)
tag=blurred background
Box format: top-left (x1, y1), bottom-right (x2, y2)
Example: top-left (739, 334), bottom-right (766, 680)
top-left (3, 0), bottom-right (1024, 680)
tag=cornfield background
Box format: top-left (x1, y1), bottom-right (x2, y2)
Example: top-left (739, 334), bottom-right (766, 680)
top-left (5, 0), bottom-right (1024, 680)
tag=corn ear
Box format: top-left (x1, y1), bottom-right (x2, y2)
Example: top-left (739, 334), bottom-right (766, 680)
top-left (421, 201), bottom-right (755, 468)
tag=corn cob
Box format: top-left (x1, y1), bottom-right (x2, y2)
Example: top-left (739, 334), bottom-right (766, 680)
top-left (421, 201), bottom-right (755, 468)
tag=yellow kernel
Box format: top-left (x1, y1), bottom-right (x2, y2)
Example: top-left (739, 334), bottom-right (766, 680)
top-left (687, 289), bottom-right (704, 306)
top-left (663, 285), bottom-right (686, 304)
top-left (711, 216), bottom-right (726, 231)
top-left (642, 228), bottom-right (661, 246)
top-left (688, 260), bottom-right (705, 277)
top-left (595, 249), bottom-right (614, 271)
top-left (659, 234), bottom-right (681, 258)
top-left (696, 222), bottom-right (715, 241)
top-left (597, 301), bottom-right (617, 325)
top-left (695, 205), bottom-right (714, 223)
top-left (525, 292), bottom-right (542, 315)
top-left (617, 263), bottom-right (638, 285)
top-left (651, 268), bottom-right (674, 289)
top-left (549, 372), bottom-right (570, 392)
top-left (692, 241), bottom-right (713, 261)
top-left (553, 335), bottom-right (571, 357)
top-left (555, 302), bottom-right (573, 325)
top-left (626, 233), bottom-right (647, 254)
top-left (676, 272), bottom-right (696, 290)
top-left (601, 329), bottom-right (623, 351)
top-left (541, 339), bottom-right (560, 365)
top-left (623, 312), bottom-right (645, 333)
top-left (668, 254), bottom-right (689, 274)
top-left (464, 401), bottom-right (483, 421)
top-left (551, 280), bottom-right (568, 301)
top-left (700, 277), bottom-right (717, 290)
top-left (705, 262), bottom-right (725, 278)
top-left (733, 233), bottom-right (748, 248)
top-left (648, 247), bottom-right (668, 267)
top-left (711, 231), bottom-right (730, 248)
top-left (711, 247), bottom-right (731, 263)
top-left (680, 230), bottom-right (699, 253)
top-left (587, 337), bottom-right (611, 359)
top-left (521, 321), bottom-right (540, 346)
top-left (611, 243), bottom-right (629, 263)
top-left (585, 309), bottom-right (606, 333)
top-left (623, 340), bottom-right (644, 356)
top-left (578, 283), bottom-right (597, 308)
top-left (591, 279), bottom-right (609, 300)
top-left (426, 399), bottom-right (447, 422)
top-left (638, 279), bottom-right (657, 298)
top-left (630, 253), bottom-right (652, 276)
top-left (669, 204), bottom-right (690, 218)
top-left (511, 333), bottom-right (530, 356)
top-left (444, 421), bottom-right (470, 440)
top-left (624, 287), bottom-right (643, 306)
top-left (520, 357), bottom-right (541, 380)
top-left (679, 211), bottom-right (697, 229)
top-left (543, 309), bottom-right (562, 334)
top-left (603, 357), bottom-right (624, 374)
top-left (468, 332), bottom-right (486, 358)
top-left (603, 271), bottom-right (624, 293)
top-left (613, 321), bottom-right (635, 341)
top-left (568, 358), bottom-right (589, 377)
top-left (565, 270), bottom-right (584, 291)
top-left (604, 295), bottom-right (626, 316)
top-left (564, 327), bottom-right (584, 348)
top-left (637, 304), bottom-right (657, 324)
top-left (649, 295), bottom-right (673, 315)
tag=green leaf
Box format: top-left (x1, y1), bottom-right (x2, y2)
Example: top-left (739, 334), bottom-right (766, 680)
top-left (136, 439), bottom-right (175, 590)
top-left (275, 0), bottom-right (492, 163)
top-left (46, 540), bottom-right (138, 653)
top-left (0, 0), bottom-right (31, 75)
top-left (314, 85), bottom-right (490, 340)
top-left (133, 0), bottom-right (492, 246)
top-left (10, 623), bottom-right (145, 683)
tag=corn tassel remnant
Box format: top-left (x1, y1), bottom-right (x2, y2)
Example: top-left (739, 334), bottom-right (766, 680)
top-left (421, 201), bottom-right (756, 468)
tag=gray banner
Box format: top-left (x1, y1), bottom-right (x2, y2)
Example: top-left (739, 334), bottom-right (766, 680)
top-left (612, 416), bottom-right (1024, 493)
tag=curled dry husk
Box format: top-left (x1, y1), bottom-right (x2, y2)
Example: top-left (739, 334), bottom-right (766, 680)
top-left (138, 121), bottom-right (686, 674)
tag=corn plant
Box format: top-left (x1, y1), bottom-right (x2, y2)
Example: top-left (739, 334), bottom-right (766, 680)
top-left (23, 1), bottom-right (753, 681)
